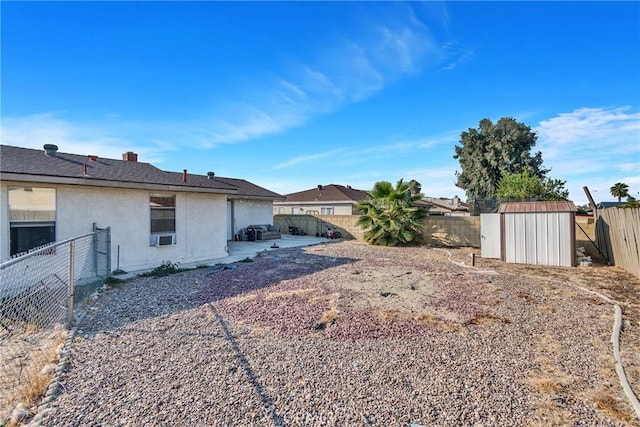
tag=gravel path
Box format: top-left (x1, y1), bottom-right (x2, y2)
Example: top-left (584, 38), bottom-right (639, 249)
top-left (40, 242), bottom-right (639, 426)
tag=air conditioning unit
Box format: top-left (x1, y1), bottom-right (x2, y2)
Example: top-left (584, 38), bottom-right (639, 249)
top-left (150, 233), bottom-right (176, 246)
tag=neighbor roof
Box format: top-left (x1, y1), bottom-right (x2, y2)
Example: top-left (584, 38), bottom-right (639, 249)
top-left (0, 145), bottom-right (281, 199)
top-left (422, 196), bottom-right (469, 211)
top-left (498, 201), bottom-right (576, 213)
top-left (280, 184), bottom-right (368, 204)
top-left (596, 201), bottom-right (625, 209)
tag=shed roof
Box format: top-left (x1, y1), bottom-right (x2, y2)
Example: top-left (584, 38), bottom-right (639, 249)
top-left (498, 201), bottom-right (577, 213)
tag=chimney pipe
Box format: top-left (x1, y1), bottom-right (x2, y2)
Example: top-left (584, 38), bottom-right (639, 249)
top-left (183, 169), bottom-right (187, 183)
top-left (122, 151), bottom-right (138, 162)
top-left (43, 144), bottom-right (58, 157)
top-left (83, 163), bottom-right (88, 175)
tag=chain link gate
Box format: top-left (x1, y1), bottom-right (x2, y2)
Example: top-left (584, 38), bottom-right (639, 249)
top-left (0, 226), bottom-right (110, 423)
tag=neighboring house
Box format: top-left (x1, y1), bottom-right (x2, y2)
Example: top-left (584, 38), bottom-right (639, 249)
top-left (420, 196), bottom-right (470, 216)
top-left (273, 184), bottom-right (368, 215)
top-left (596, 201), bottom-right (626, 209)
top-left (0, 144), bottom-right (282, 272)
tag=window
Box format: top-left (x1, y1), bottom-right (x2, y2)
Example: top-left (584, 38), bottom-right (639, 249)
top-left (9, 187), bottom-right (56, 255)
top-left (150, 195), bottom-right (176, 245)
top-left (321, 207), bottom-right (334, 215)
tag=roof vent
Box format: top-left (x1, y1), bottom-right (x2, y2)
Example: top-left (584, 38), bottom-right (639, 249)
top-left (43, 144), bottom-right (58, 157)
top-left (207, 171), bottom-right (215, 180)
top-left (88, 155), bottom-right (98, 161)
top-left (317, 185), bottom-right (323, 191)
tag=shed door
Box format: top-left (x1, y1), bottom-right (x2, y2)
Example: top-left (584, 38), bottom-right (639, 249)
top-left (480, 213), bottom-right (501, 258)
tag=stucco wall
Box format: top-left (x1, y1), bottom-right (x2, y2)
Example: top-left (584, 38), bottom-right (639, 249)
top-left (1, 181), bottom-right (229, 272)
top-left (273, 203), bottom-right (355, 216)
top-left (0, 185), bottom-right (10, 259)
top-left (232, 199), bottom-right (274, 233)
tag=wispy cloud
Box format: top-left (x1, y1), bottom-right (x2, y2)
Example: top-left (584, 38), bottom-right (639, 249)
top-left (1, 113), bottom-right (173, 164)
top-left (534, 106), bottom-right (640, 203)
top-left (536, 106), bottom-right (640, 158)
top-left (3, 6), bottom-right (447, 154)
top-left (272, 148), bottom-right (347, 170)
top-left (200, 9), bottom-right (442, 146)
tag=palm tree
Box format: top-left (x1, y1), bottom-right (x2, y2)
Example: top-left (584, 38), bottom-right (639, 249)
top-left (356, 179), bottom-right (427, 246)
top-left (610, 182), bottom-right (630, 202)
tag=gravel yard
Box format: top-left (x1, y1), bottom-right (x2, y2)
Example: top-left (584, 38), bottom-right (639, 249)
top-left (40, 241), bottom-right (640, 426)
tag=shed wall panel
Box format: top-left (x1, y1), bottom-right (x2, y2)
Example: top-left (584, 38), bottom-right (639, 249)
top-left (503, 212), bottom-right (574, 267)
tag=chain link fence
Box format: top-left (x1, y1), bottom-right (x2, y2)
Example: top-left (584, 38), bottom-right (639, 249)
top-left (0, 227), bottom-right (110, 424)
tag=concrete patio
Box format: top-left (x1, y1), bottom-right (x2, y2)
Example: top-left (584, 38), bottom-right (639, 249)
top-left (115, 234), bottom-right (330, 279)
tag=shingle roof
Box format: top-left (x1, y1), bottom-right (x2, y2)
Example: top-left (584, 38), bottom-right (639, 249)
top-left (215, 177), bottom-right (284, 199)
top-left (422, 196), bottom-right (469, 211)
top-left (281, 184), bottom-right (368, 203)
top-left (0, 145), bottom-right (281, 199)
top-left (498, 201), bottom-right (576, 213)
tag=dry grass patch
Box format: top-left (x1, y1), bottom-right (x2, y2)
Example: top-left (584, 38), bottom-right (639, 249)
top-left (515, 291), bottom-right (536, 303)
top-left (378, 309), bottom-right (401, 321)
top-left (527, 373), bottom-right (569, 394)
top-left (376, 310), bottom-right (464, 331)
top-left (226, 294), bottom-right (258, 304)
top-left (313, 309), bottom-right (340, 330)
top-left (527, 399), bottom-right (576, 427)
top-left (308, 293), bottom-right (340, 305)
top-left (4, 328), bottom-right (66, 427)
top-left (479, 296), bottom-right (504, 306)
top-left (592, 389), bottom-right (636, 424)
top-left (537, 305), bottom-right (556, 314)
top-left (318, 309), bottom-right (340, 325)
top-left (464, 311), bottom-right (511, 325)
top-left (526, 334), bottom-right (582, 427)
top-left (266, 288), bottom-right (317, 300)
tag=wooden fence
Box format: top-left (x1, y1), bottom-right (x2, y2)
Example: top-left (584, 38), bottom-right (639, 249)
top-left (595, 207), bottom-right (640, 278)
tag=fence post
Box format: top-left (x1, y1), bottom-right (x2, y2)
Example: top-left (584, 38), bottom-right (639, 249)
top-left (67, 241), bottom-right (75, 328)
top-left (106, 226), bottom-right (112, 276)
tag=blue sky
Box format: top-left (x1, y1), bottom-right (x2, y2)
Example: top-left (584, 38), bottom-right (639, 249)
top-left (2, 1), bottom-right (639, 206)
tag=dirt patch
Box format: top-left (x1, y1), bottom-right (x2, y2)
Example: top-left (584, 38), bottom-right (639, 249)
top-left (197, 241), bottom-right (640, 425)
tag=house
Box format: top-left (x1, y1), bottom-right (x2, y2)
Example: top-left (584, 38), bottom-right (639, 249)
top-left (596, 201), bottom-right (626, 209)
top-left (273, 184), bottom-right (368, 215)
top-left (0, 144), bottom-right (283, 272)
top-left (420, 196), bottom-right (470, 216)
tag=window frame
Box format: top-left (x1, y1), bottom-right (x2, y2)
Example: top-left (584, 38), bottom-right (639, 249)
top-left (8, 187), bottom-right (57, 256)
top-left (149, 194), bottom-right (176, 246)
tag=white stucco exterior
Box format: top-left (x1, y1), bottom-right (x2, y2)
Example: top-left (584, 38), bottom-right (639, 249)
top-left (231, 199), bottom-right (275, 234)
top-left (273, 202), bottom-right (356, 216)
top-left (1, 181), bottom-right (229, 272)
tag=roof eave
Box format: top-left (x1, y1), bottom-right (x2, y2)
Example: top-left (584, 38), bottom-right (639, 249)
top-left (0, 172), bottom-right (238, 195)
top-left (228, 194), bottom-right (285, 201)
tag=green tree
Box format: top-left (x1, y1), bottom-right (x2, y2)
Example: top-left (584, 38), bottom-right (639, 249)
top-left (610, 182), bottom-right (630, 202)
top-left (407, 179), bottom-right (422, 196)
top-left (356, 179), bottom-right (426, 246)
top-left (497, 171), bottom-right (568, 201)
top-left (453, 117), bottom-right (549, 200)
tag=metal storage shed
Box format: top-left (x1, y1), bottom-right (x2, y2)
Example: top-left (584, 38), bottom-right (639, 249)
top-left (482, 201), bottom-right (577, 267)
